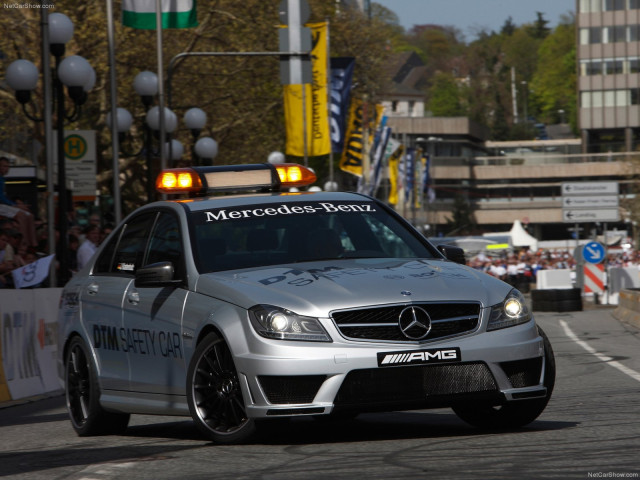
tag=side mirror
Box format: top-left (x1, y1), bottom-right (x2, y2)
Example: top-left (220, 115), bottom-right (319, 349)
top-left (135, 261), bottom-right (182, 287)
top-left (436, 245), bottom-right (466, 265)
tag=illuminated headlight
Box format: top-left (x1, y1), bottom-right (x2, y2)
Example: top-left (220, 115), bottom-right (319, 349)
top-left (249, 305), bottom-right (332, 342)
top-left (487, 289), bottom-right (532, 331)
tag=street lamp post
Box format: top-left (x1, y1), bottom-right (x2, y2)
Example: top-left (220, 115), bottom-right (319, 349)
top-left (5, 12), bottom-right (94, 286)
top-left (108, 98), bottom-right (217, 201)
top-left (184, 107), bottom-right (207, 165)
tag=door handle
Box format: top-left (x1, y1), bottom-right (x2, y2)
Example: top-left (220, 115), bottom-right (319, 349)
top-left (127, 289), bottom-right (140, 305)
top-left (86, 283), bottom-right (99, 296)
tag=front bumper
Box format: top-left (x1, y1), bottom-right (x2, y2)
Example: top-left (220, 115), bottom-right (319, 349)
top-left (232, 318), bottom-right (546, 419)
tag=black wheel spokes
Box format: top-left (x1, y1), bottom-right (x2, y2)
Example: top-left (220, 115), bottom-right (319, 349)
top-left (67, 346), bottom-right (90, 424)
top-left (193, 342), bottom-right (248, 434)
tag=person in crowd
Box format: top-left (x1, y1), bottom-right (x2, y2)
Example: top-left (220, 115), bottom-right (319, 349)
top-left (0, 230), bottom-right (12, 288)
top-left (67, 234), bottom-right (79, 274)
top-left (0, 156), bottom-right (37, 247)
top-left (2, 230), bottom-right (22, 270)
top-left (76, 225), bottom-right (101, 271)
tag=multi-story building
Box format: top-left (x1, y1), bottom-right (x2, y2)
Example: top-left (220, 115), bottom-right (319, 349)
top-left (577, 0), bottom-right (640, 151)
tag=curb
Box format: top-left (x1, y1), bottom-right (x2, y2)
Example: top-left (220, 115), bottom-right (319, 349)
top-left (0, 390), bottom-right (63, 410)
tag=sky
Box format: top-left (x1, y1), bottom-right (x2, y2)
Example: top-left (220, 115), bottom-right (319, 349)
top-left (372, 0), bottom-right (576, 40)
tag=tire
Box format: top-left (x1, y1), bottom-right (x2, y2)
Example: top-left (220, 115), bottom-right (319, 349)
top-left (187, 332), bottom-right (256, 444)
top-left (452, 326), bottom-right (556, 429)
top-left (65, 336), bottom-right (130, 436)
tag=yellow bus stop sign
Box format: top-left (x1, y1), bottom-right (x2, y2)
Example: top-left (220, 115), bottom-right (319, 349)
top-left (64, 134), bottom-right (87, 160)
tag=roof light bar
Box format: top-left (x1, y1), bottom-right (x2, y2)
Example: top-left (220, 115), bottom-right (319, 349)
top-left (155, 163), bottom-right (316, 195)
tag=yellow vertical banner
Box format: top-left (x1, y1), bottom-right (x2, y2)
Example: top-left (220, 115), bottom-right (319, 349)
top-left (387, 145), bottom-right (404, 205)
top-left (284, 22), bottom-right (330, 157)
top-left (339, 100), bottom-right (384, 177)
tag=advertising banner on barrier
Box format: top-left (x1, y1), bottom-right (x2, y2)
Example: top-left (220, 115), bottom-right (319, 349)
top-left (0, 289), bottom-right (62, 402)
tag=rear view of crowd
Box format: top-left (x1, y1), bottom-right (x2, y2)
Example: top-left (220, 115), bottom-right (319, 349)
top-left (1, 155), bottom-right (113, 288)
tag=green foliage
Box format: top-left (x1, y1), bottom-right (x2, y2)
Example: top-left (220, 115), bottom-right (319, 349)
top-left (428, 72), bottom-right (465, 117)
top-left (529, 22), bottom-right (577, 128)
top-left (445, 194), bottom-right (476, 236)
top-left (0, 0), bottom-right (394, 216)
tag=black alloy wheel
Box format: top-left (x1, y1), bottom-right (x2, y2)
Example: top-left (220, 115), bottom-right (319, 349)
top-left (65, 336), bottom-right (129, 435)
top-left (187, 332), bottom-right (255, 444)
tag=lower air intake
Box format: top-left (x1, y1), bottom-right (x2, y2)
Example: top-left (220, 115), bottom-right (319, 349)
top-left (334, 362), bottom-right (498, 408)
top-left (258, 375), bottom-right (326, 404)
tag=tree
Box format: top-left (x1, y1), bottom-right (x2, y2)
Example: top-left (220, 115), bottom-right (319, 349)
top-left (500, 17), bottom-right (516, 36)
top-left (428, 72), bottom-right (465, 117)
top-left (529, 19), bottom-right (576, 128)
top-left (445, 194), bottom-right (476, 236)
top-left (0, 0), bottom-right (393, 216)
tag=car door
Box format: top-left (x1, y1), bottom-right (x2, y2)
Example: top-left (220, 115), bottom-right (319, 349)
top-left (81, 212), bottom-right (157, 391)
top-left (123, 211), bottom-right (188, 395)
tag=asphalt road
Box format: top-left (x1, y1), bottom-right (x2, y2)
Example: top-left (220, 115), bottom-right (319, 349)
top-left (1, 307), bottom-right (639, 480)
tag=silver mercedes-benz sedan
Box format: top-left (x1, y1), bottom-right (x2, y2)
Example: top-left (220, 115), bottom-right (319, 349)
top-left (57, 163), bottom-right (554, 444)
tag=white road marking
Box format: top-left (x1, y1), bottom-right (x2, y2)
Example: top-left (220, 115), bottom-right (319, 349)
top-left (559, 319), bottom-right (640, 382)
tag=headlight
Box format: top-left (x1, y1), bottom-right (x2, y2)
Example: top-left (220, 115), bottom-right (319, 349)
top-left (487, 289), bottom-right (532, 331)
top-left (249, 305), bottom-right (332, 342)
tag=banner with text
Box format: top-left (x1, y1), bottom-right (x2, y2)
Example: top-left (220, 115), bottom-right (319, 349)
top-left (283, 22), bottom-right (331, 157)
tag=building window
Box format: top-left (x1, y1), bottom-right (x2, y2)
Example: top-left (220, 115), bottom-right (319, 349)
top-left (580, 0), bottom-right (603, 12)
top-left (581, 89), bottom-right (639, 107)
top-left (631, 0), bottom-right (640, 9)
top-left (588, 60), bottom-right (603, 75)
top-left (604, 0), bottom-right (626, 10)
top-left (605, 59), bottom-right (624, 74)
top-left (616, 90), bottom-right (629, 106)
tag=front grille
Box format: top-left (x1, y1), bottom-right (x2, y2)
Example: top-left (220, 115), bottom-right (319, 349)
top-left (331, 302), bottom-right (481, 342)
top-left (500, 357), bottom-right (543, 388)
top-left (258, 375), bottom-right (326, 404)
top-left (334, 362), bottom-right (498, 408)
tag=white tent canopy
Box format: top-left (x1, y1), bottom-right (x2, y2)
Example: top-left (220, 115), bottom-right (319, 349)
top-left (483, 220), bottom-right (538, 251)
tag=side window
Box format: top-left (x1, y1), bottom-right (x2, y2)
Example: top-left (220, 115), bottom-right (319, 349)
top-left (145, 212), bottom-right (185, 279)
top-left (93, 213), bottom-right (156, 275)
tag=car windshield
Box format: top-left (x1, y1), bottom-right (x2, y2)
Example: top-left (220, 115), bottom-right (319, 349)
top-left (190, 199), bottom-right (438, 273)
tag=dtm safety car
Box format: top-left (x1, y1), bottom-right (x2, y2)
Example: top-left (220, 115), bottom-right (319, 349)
top-left (57, 162), bottom-right (555, 444)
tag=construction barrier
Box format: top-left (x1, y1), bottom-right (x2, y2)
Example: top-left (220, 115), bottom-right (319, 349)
top-left (531, 288), bottom-right (583, 312)
top-left (613, 289), bottom-right (640, 330)
top-left (584, 263), bottom-right (605, 295)
top-left (608, 267), bottom-right (640, 295)
top-left (0, 289), bottom-right (63, 403)
top-left (536, 269), bottom-right (574, 290)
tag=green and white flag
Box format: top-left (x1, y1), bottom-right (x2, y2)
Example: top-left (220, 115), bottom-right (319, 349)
top-left (122, 0), bottom-right (197, 29)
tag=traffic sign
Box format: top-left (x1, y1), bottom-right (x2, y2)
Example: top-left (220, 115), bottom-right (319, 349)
top-left (562, 181), bottom-right (618, 196)
top-left (563, 209), bottom-right (620, 223)
top-left (584, 263), bottom-right (605, 293)
top-left (562, 196), bottom-right (619, 208)
top-left (582, 241), bottom-right (606, 264)
top-left (562, 181), bottom-right (620, 224)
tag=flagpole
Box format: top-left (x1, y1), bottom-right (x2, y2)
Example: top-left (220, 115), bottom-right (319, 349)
top-left (106, 0), bottom-right (122, 224)
top-left (325, 18), bottom-right (333, 186)
top-left (156, 0), bottom-right (166, 183)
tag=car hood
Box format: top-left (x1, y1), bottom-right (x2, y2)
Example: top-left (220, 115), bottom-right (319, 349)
top-left (195, 259), bottom-right (512, 316)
